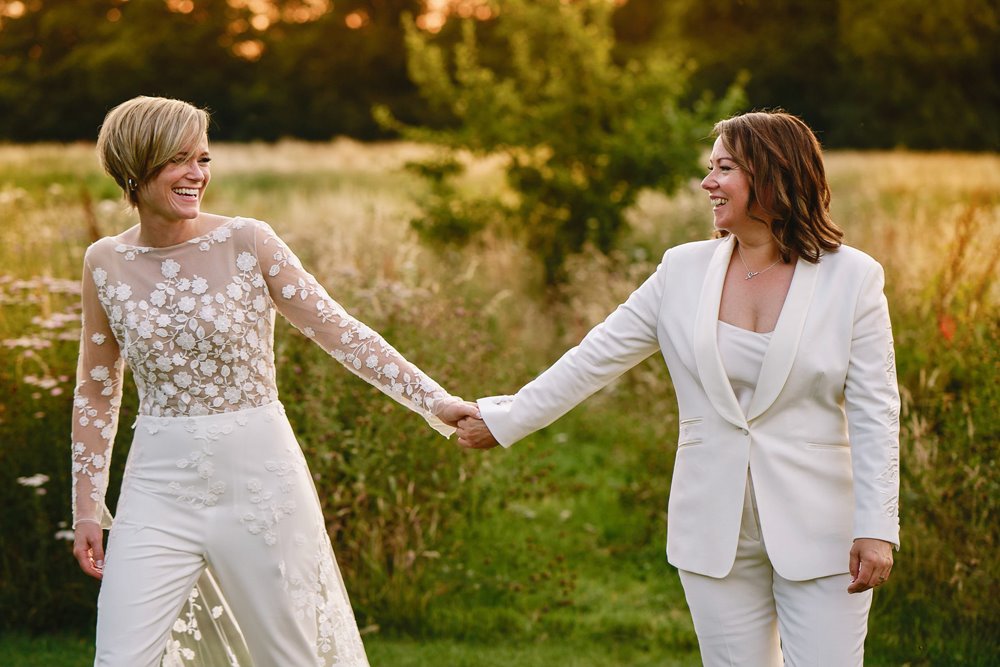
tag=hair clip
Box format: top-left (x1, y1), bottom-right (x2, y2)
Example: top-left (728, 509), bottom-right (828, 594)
top-left (127, 177), bottom-right (137, 190)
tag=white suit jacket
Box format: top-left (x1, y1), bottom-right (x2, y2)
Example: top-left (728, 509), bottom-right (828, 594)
top-left (480, 235), bottom-right (900, 581)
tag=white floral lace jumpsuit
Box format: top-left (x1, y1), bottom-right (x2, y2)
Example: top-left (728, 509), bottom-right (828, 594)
top-left (71, 217), bottom-right (457, 667)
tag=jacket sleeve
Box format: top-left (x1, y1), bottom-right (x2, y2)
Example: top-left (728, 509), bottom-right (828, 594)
top-left (844, 262), bottom-right (901, 547)
top-left (251, 220), bottom-right (458, 437)
top-left (478, 253), bottom-right (667, 446)
top-left (70, 253), bottom-right (125, 529)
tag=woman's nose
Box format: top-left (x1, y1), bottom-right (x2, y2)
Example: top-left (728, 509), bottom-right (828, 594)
top-left (701, 172), bottom-right (714, 190)
top-left (186, 161), bottom-right (206, 181)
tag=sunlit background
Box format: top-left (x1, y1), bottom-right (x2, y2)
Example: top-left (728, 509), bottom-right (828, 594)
top-left (0, 0), bottom-right (995, 147)
top-left (0, 2), bottom-right (997, 665)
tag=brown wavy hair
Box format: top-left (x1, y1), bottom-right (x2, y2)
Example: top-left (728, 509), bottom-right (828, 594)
top-left (712, 110), bottom-right (843, 263)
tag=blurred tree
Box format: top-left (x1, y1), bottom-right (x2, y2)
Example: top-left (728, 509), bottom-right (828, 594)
top-left (249, 0), bottom-right (430, 140)
top-left (0, 0), bottom-right (262, 141)
top-left (0, 0), bottom-right (435, 141)
top-left (0, 0), bottom-right (995, 147)
top-left (0, 0), bottom-right (256, 140)
top-left (659, 0), bottom-right (841, 142)
top-left (834, 0), bottom-right (999, 149)
top-left (389, 0), bottom-right (743, 284)
top-left (610, 0), bottom-right (671, 62)
top-left (657, 0), bottom-right (999, 150)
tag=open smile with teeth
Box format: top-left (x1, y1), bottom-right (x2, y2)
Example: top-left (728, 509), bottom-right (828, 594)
top-left (711, 197), bottom-right (729, 208)
top-left (173, 187), bottom-right (200, 198)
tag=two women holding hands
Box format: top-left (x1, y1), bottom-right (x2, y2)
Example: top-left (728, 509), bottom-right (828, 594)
top-left (457, 111), bottom-right (899, 665)
top-left (74, 97), bottom-right (897, 666)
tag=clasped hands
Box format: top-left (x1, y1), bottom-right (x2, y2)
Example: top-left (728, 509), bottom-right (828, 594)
top-left (434, 399), bottom-right (499, 449)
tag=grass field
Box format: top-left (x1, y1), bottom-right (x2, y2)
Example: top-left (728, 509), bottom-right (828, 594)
top-left (0, 141), bottom-right (997, 665)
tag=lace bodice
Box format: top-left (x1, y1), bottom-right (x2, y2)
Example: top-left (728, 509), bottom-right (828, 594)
top-left (71, 216), bottom-right (455, 527)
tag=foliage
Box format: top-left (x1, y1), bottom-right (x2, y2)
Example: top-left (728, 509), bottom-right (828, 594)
top-left (0, 144), bottom-right (997, 665)
top-left (0, 0), bottom-right (995, 149)
top-left (861, 191), bottom-right (1000, 660)
top-left (403, 154), bottom-right (499, 245)
top-left (391, 0), bottom-right (743, 283)
top-left (652, 0), bottom-right (1000, 150)
top-left (0, 0), bottom-right (430, 141)
top-left (0, 141), bottom-right (542, 635)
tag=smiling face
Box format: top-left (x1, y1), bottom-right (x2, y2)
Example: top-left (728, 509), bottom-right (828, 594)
top-left (701, 135), bottom-right (758, 234)
top-left (135, 135), bottom-right (211, 225)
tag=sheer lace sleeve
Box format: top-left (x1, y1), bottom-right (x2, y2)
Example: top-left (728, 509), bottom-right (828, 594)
top-left (71, 252), bottom-right (125, 528)
top-left (251, 220), bottom-right (457, 437)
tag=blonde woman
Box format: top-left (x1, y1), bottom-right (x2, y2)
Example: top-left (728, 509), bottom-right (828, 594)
top-left (458, 111), bottom-right (899, 666)
top-left (71, 95), bottom-right (478, 666)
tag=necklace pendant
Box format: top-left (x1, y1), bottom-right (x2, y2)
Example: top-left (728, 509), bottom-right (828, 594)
top-left (745, 271), bottom-right (758, 280)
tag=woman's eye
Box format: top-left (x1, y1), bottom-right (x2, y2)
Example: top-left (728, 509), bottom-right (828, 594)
top-left (199, 157), bottom-right (212, 165)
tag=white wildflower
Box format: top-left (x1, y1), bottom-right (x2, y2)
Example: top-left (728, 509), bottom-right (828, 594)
top-left (17, 474), bottom-right (49, 487)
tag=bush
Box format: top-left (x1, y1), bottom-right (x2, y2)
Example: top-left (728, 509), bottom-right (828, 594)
top-left (383, 0), bottom-right (743, 283)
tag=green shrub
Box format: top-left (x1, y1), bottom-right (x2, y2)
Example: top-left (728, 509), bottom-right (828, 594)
top-left (383, 0), bottom-right (744, 283)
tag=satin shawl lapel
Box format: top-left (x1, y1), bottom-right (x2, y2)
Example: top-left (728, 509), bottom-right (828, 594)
top-left (746, 257), bottom-right (820, 421)
top-left (693, 236), bottom-right (747, 429)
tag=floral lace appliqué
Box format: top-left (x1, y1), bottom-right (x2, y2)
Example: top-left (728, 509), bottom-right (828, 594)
top-left (279, 524), bottom-right (368, 666)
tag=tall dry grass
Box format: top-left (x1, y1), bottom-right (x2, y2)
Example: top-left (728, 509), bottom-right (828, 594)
top-left (0, 143), bottom-right (996, 661)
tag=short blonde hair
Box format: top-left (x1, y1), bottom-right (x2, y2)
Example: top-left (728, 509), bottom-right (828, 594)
top-left (96, 96), bottom-right (210, 207)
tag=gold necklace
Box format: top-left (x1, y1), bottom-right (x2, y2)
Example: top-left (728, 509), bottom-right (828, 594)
top-left (736, 244), bottom-right (780, 280)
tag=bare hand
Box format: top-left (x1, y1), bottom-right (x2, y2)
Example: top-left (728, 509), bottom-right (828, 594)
top-left (456, 416), bottom-right (500, 449)
top-left (848, 538), bottom-right (893, 593)
top-left (73, 522), bottom-right (105, 580)
top-left (435, 399), bottom-right (481, 428)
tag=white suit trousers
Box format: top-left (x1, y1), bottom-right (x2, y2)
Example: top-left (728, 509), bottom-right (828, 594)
top-left (678, 475), bottom-right (873, 667)
top-left (94, 403), bottom-right (368, 667)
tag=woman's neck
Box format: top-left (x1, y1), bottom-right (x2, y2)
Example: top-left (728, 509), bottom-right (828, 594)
top-left (733, 231), bottom-right (782, 266)
top-left (134, 214), bottom-right (203, 248)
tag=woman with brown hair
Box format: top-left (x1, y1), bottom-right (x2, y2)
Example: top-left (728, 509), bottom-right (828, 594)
top-left (457, 110), bottom-right (899, 665)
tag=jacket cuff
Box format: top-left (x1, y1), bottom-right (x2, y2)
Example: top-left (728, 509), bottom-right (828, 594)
top-left (853, 514), bottom-right (900, 550)
top-left (477, 395), bottom-right (526, 448)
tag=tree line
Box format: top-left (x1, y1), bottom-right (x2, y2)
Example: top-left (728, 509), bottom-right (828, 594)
top-left (0, 0), bottom-right (996, 149)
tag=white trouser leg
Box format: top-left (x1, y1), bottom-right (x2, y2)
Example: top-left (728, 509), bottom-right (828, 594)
top-left (95, 404), bottom-right (368, 667)
top-left (678, 473), bottom-right (872, 666)
top-left (678, 476), bottom-right (783, 667)
top-left (205, 479), bottom-right (333, 665)
top-left (773, 570), bottom-right (872, 666)
top-left (94, 519), bottom-right (206, 667)
top-left (202, 409), bottom-right (368, 667)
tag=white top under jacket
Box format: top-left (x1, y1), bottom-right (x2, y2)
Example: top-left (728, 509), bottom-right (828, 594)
top-left (479, 235), bottom-right (901, 581)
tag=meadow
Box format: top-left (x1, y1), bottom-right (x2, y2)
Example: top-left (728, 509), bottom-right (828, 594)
top-left (0, 141), bottom-right (997, 665)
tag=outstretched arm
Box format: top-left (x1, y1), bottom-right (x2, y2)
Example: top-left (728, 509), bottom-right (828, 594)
top-left (252, 220), bottom-right (467, 436)
top-left (473, 253), bottom-right (668, 448)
